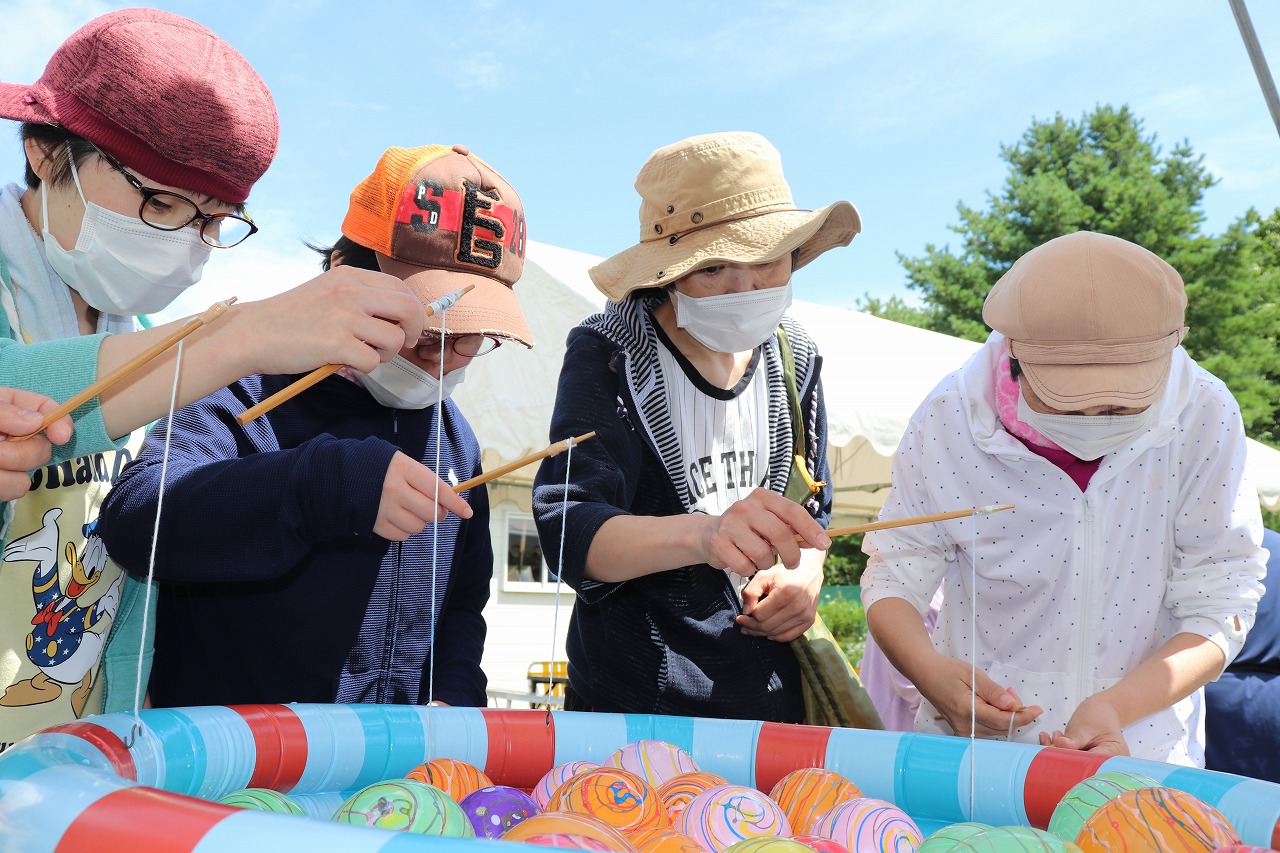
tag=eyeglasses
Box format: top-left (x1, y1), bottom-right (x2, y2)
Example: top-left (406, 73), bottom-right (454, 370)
top-left (417, 333), bottom-right (501, 358)
top-left (94, 148), bottom-right (259, 248)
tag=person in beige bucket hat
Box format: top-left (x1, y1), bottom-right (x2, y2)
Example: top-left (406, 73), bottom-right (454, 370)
top-left (861, 231), bottom-right (1266, 766)
top-left (532, 131), bottom-right (859, 722)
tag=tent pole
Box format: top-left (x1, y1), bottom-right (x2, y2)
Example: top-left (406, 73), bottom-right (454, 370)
top-left (1228, 0), bottom-right (1280, 142)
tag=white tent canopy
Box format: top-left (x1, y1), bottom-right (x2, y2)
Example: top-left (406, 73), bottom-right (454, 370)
top-left (454, 241), bottom-right (1280, 515)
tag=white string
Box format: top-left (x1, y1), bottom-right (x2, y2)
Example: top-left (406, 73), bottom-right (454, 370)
top-left (133, 338), bottom-right (185, 722)
top-left (547, 437), bottom-right (574, 722)
top-left (427, 309), bottom-right (448, 728)
top-left (969, 510), bottom-right (978, 818)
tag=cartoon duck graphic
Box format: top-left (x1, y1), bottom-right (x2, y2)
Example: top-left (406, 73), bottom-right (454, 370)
top-left (0, 508), bottom-right (122, 716)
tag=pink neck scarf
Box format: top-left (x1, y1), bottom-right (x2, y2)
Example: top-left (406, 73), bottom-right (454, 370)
top-left (993, 345), bottom-right (1061, 450)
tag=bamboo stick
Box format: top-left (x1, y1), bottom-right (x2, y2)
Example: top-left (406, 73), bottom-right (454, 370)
top-left (453, 432), bottom-right (597, 493)
top-left (8, 298), bottom-right (236, 442)
top-left (807, 503), bottom-right (1015, 541)
top-left (236, 283), bottom-right (475, 426)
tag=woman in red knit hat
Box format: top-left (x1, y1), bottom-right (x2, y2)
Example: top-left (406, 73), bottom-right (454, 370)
top-left (0, 9), bottom-right (443, 751)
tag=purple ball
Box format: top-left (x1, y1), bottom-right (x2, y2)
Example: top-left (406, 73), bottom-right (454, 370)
top-left (461, 785), bottom-right (541, 839)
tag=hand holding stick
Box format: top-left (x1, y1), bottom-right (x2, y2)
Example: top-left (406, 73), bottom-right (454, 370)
top-left (8, 298), bottom-right (237, 442)
top-left (800, 503), bottom-right (1015, 542)
top-left (236, 283), bottom-right (475, 426)
top-left (453, 432), bottom-right (597, 493)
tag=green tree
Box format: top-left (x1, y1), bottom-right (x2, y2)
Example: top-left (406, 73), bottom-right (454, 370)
top-left (885, 105), bottom-right (1280, 441)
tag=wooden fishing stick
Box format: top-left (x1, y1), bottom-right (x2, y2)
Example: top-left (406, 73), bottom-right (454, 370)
top-left (8, 298), bottom-right (237, 442)
top-left (236, 283), bottom-right (475, 426)
top-left (802, 503), bottom-right (1015, 541)
top-left (453, 432), bottom-right (597, 493)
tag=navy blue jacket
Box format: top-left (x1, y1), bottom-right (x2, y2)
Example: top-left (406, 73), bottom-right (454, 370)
top-left (1206, 527), bottom-right (1280, 781)
top-left (96, 372), bottom-right (491, 708)
top-left (533, 298), bottom-right (831, 723)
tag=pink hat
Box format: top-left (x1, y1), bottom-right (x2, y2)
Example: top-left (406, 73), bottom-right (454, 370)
top-left (0, 8), bottom-right (278, 204)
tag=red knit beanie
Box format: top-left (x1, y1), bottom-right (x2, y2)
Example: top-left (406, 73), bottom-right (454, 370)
top-left (0, 8), bottom-right (278, 204)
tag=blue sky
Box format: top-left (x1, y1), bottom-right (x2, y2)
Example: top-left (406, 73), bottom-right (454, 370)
top-left (1, 0), bottom-right (1277, 313)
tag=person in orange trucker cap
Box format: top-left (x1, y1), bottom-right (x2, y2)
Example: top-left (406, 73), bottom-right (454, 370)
top-left (861, 231), bottom-right (1266, 766)
top-left (0, 9), bottom-right (429, 751)
top-left (96, 144), bottom-right (531, 709)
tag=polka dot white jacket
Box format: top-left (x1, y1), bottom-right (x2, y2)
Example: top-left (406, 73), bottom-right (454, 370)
top-left (861, 333), bottom-right (1267, 766)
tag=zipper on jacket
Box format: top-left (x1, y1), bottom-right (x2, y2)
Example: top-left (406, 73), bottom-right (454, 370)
top-left (1076, 493), bottom-right (1096, 709)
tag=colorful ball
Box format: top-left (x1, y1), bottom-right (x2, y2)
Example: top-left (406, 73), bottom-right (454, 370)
top-left (1046, 771), bottom-right (1161, 842)
top-left (521, 833), bottom-right (624, 851)
top-left (768, 768), bottom-right (864, 835)
top-left (1075, 788), bottom-right (1241, 852)
top-left (536, 761), bottom-right (603, 810)
top-left (791, 834), bottom-right (852, 853)
top-left (678, 784), bottom-right (791, 853)
top-left (606, 740), bottom-right (701, 789)
top-left (216, 787), bottom-right (305, 815)
top-left (630, 827), bottom-right (712, 853)
top-left (810, 797), bottom-right (922, 853)
top-left (406, 756), bottom-right (493, 802)
top-left (953, 827), bottom-right (1084, 852)
top-left (723, 839), bottom-right (819, 853)
top-left (917, 823), bottom-right (994, 852)
top-left (551, 766), bottom-right (671, 835)
top-left (503, 811), bottom-right (637, 851)
top-left (659, 772), bottom-right (730, 821)
top-left (333, 779), bottom-right (474, 836)
top-left (461, 784), bottom-right (541, 839)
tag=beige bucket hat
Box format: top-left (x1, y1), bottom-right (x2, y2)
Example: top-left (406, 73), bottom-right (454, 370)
top-left (589, 132), bottom-right (862, 301)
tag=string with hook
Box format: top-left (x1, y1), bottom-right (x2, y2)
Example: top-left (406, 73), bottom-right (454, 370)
top-left (964, 502), bottom-right (1019, 819)
top-left (418, 283), bottom-right (475, 755)
top-left (546, 435), bottom-right (577, 726)
top-left (125, 338), bottom-right (187, 749)
top-left (425, 309), bottom-right (452, 756)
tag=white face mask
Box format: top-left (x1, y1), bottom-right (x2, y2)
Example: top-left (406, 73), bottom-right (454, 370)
top-left (1017, 388), bottom-right (1156, 461)
top-left (359, 357), bottom-right (466, 409)
top-left (40, 150), bottom-right (211, 315)
top-left (672, 283), bottom-right (793, 353)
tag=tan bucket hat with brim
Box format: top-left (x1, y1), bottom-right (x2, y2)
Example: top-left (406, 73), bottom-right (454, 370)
top-left (589, 132), bottom-right (862, 302)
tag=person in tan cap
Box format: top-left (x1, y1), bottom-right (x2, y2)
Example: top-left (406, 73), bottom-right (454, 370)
top-left (861, 231), bottom-right (1266, 765)
top-left (532, 131), bottom-right (860, 722)
top-left (96, 145), bottom-right (531, 709)
top-left (0, 9), bottom-right (429, 751)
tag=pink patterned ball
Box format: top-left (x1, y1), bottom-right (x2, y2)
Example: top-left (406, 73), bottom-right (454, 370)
top-left (520, 833), bottom-right (622, 851)
top-left (791, 834), bottom-right (851, 853)
top-left (659, 772), bottom-right (730, 821)
top-left (605, 740), bottom-right (701, 789)
top-left (810, 798), bottom-right (923, 853)
top-left (678, 784), bottom-right (791, 853)
top-left (535, 761), bottom-right (602, 810)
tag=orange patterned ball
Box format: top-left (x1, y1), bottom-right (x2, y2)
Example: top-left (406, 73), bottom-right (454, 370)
top-left (659, 772), bottom-right (730, 821)
top-left (767, 768), bottom-right (863, 835)
top-left (504, 811), bottom-right (637, 851)
top-left (551, 766), bottom-right (671, 835)
top-left (630, 827), bottom-right (712, 853)
top-left (1075, 787), bottom-right (1241, 852)
top-left (406, 757), bottom-right (494, 802)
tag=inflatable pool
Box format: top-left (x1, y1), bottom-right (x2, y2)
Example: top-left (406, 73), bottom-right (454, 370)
top-left (1, 705), bottom-right (1278, 851)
